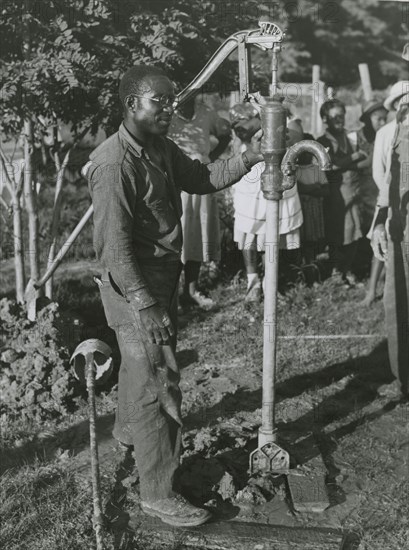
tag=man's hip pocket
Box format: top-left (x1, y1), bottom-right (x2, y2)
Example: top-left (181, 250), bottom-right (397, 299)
top-left (95, 275), bottom-right (137, 329)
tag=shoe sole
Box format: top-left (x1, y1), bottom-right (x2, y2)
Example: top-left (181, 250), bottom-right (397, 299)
top-left (141, 504), bottom-right (212, 527)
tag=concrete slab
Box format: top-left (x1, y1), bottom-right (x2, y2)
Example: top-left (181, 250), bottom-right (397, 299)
top-left (279, 430), bottom-right (330, 513)
top-left (287, 472), bottom-right (329, 513)
top-left (127, 428), bottom-right (344, 548)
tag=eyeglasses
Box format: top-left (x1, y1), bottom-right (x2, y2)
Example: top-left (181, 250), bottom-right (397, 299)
top-left (130, 94), bottom-right (176, 108)
top-left (328, 114), bottom-right (345, 121)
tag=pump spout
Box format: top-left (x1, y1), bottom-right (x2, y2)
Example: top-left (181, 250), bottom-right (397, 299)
top-left (281, 140), bottom-right (332, 190)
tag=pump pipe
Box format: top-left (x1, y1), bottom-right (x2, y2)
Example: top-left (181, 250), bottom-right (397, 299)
top-left (257, 128), bottom-right (331, 451)
top-left (250, 36), bottom-right (331, 472)
top-left (258, 99), bottom-right (286, 447)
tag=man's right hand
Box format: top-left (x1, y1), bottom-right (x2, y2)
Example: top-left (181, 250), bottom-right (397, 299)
top-left (371, 223), bottom-right (388, 262)
top-left (246, 129), bottom-right (264, 165)
top-left (139, 303), bottom-right (175, 345)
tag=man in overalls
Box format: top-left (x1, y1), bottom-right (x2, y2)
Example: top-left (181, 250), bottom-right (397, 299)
top-left (84, 65), bottom-right (262, 526)
top-left (371, 61), bottom-right (409, 398)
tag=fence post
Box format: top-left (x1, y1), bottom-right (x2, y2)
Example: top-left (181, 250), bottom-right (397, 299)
top-left (311, 65), bottom-right (320, 136)
top-left (358, 63), bottom-right (373, 101)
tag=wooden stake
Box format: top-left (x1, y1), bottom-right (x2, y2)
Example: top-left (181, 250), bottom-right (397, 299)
top-left (311, 65), bottom-right (320, 137)
top-left (317, 80), bottom-right (325, 136)
top-left (358, 64), bottom-right (373, 101)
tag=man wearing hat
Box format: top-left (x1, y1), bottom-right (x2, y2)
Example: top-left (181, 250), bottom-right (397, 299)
top-left (371, 68), bottom-right (409, 398)
top-left (350, 100), bottom-right (388, 233)
top-left (372, 80), bottom-right (409, 197)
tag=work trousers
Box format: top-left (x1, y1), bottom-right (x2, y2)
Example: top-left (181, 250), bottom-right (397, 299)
top-left (384, 237), bottom-right (409, 394)
top-left (383, 119), bottom-right (409, 395)
top-left (384, 242), bottom-right (409, 393)
top-left (98, 260), bottom-right (183, 502)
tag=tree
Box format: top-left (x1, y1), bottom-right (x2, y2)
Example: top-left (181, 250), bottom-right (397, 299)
top-left (0, 0), bottom-right (226, 304)
top-left (1, 0), bottom-right (113, 303)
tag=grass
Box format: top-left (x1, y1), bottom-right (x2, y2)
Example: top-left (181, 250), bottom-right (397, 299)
top-left (1, 463), bottom-right (97, 550)
top-left (1, 260), bottom-right (408, 550)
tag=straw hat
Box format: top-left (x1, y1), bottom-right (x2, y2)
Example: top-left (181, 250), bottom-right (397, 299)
top-left (383, 81), bottom-right (409, 111)
top-left (359, 100), bottom-right (386, 123)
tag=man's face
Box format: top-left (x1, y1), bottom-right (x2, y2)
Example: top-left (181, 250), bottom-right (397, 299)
top-left (233, 117), bottom-right (261, 143)
top-left (326, 106), bottom-right (345, 133)
top-left (132, 75), bottom-right (176, 136)
top-left (369, 109), bottom-right (387, 132)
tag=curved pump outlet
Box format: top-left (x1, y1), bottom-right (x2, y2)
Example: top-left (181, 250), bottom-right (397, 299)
top-left (281, 140), bottom-right (332, 190)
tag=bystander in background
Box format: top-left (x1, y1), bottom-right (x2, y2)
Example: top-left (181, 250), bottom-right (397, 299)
top-left (348, 100), bottom-right (388, 306)
top-left (168, 98), bottom-right (231, 310)
top-left (295, 122), bottom-right (329, 265)
top-left (230, 104), bottom-right (303, 302)
top-left (318, 99), bottom-right (367, 287)
top-left (370, 74), bottom-right (409, 399)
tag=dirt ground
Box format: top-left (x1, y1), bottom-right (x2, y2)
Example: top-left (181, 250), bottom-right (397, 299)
top-left (1, 268), bottom-right (408, 550)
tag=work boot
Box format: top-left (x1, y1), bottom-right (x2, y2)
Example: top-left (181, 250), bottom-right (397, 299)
top-left (141, 494), bottom-right (212, 527)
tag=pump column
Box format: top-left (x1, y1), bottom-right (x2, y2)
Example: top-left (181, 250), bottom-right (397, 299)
top-left (258, 99), bottom-right (287, 447)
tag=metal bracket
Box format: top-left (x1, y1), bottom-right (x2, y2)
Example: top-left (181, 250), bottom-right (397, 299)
top-left (249, 441), bottom-right (290, 475)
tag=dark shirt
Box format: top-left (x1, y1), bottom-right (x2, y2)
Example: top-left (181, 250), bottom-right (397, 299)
top-left (86, 123), bottom-right (248, 308)
top-left (317, 130), bottom-right (359, 185)
top-left (317, 130), bottom-right (361, 245)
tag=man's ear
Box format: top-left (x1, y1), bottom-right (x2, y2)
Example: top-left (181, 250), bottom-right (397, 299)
top-left (125, 95), bottom-right (136, 112)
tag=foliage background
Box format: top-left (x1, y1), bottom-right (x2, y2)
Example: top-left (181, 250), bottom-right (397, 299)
top-left (1, 0), bottom-right (407, 140)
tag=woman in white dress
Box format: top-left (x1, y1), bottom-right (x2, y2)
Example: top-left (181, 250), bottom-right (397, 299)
top-left (230, 103), bottom-right (303, 302)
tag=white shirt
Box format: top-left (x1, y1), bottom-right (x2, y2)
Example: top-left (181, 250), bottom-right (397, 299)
top-left (372, 119), bottom-right (397, 208)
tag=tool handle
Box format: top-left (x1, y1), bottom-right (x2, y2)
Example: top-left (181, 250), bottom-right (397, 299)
top-left (35, 205), bottom-right (94, 289)
top-left (86, 353), bottom-right (105, 550)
